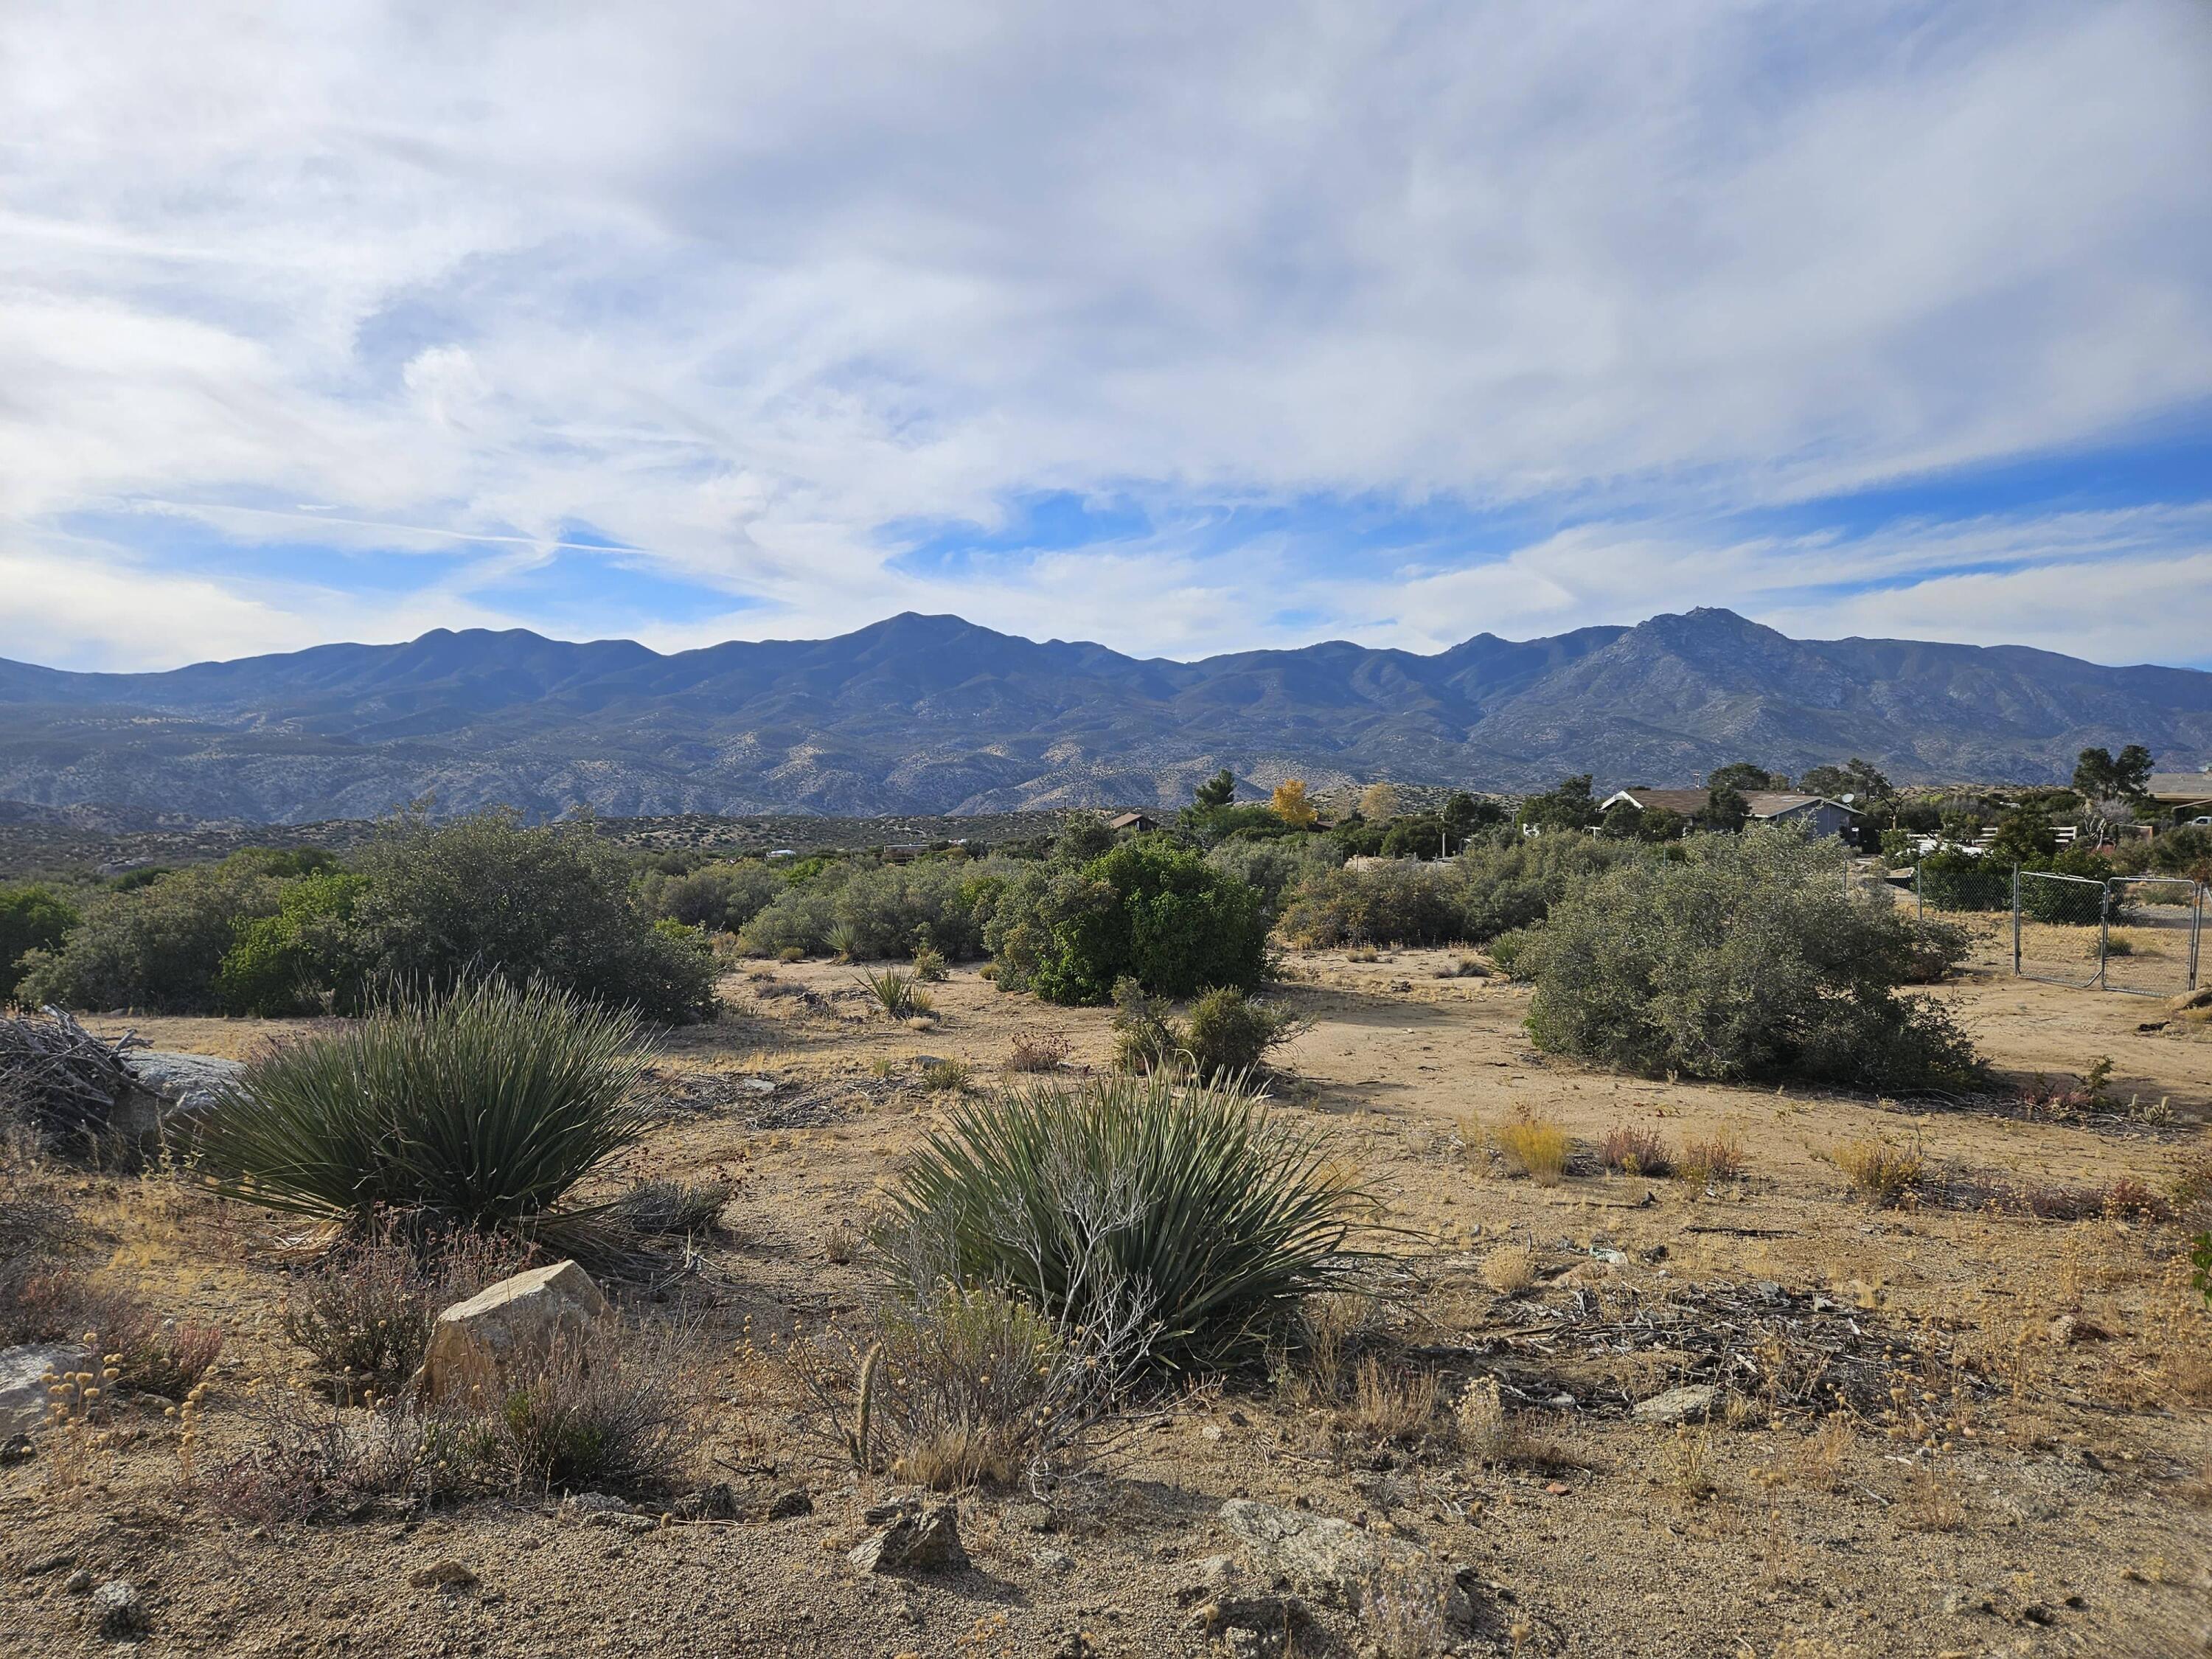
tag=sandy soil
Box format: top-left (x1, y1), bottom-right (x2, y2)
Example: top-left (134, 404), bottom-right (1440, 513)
top-left (4, 931), bottom-right (2208, 1658)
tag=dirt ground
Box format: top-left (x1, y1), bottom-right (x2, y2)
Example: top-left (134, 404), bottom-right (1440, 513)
top-left (4, 925), bottom-right (2209, 1658)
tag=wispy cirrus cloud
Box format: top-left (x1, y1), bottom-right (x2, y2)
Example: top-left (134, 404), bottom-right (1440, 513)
top-left (1, 1), bottom-right (2208, 669)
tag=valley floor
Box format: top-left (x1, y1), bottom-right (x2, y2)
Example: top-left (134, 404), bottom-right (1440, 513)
top-left (4, 928), bottom-right (2210, 1657)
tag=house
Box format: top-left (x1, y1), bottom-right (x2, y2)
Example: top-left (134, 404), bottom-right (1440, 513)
top-left (1598, 787), bottom-right (1861, 841)
top-left (1107, 810), bottom-right (1160, 833)
top-left (2146, 772), bottom-right (2212, 824)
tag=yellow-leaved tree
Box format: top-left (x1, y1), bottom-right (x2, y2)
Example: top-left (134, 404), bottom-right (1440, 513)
top-left (1270, 779), bottom-right (1318, 827)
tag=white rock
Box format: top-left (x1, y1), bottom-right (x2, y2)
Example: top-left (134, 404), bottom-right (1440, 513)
top-left (1218, 1500), bottom-right (1469, 1627)
top-left (1630, 1384), bottom-right (1719, 1425)
top-left (113, 1051), bottom-right (246, 1150)
top-left (0, 1342), bottom-right (89, 1435)
top-left (419, 1261), bottom-right (611, 1404)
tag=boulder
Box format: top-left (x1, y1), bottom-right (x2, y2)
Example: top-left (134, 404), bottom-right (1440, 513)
top-left (2167, 985), bottom-right (2212, 1015)
top-left (91, 1579), bottom-right (144, 1639)
top-left (0, 1342), bottom-right (90, 1435)
top-left (1630, 1384), bottom-right (1719, 1425)
top-left (418, 1261), bottom-right (611, 1404)
top-left (113, 1051), bottom-right (246, 1150)
top-left (1217, 1500), bottom-right (1468, 1626)
top-left (848, 1503), bottom-right (967, 1574)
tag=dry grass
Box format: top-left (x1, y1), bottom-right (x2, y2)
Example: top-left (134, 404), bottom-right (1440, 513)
top-left (1596, 1123), bottom-right (1673, 1177)
top-left (1480, 1242), bottom-right (1537, 1296)
top-left (1343, 1357), bottom-right (1441, 1446)
top-left (1451, 1375), bottom-right (1569, 1471)
top-left (1655, 1422), bottom-right (1717, 1505)
top-left (919, 1057), bottom-right (972, 1093)
top-left (1679, 1128), bottom-right (1747, 1184)
top-left (1791, 1414), bottom-right (1857, 1492)
top-left (1493, 1110), bottom-right (1569, 1186)
top-left (1004, 1028), bottom-right (1071, 1073)
top-left (1829, 1132), bottom-right (1925, 1206)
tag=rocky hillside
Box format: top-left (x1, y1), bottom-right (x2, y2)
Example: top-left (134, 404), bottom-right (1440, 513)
top-left (1, 608), bottom-right (2207, 823)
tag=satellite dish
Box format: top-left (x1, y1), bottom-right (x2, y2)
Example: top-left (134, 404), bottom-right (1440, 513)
top-left (1840, 792), bottom-right (1855, 804)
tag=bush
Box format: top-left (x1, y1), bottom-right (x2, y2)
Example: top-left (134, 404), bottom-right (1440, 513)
top-left (215, 870), bottom-right (367, 1015)
top-left (1484, 926), bottom-right (1543, 980)
top-left (737, 858), bottom-right (1006, 962)
top-left (281, 1227), bottom-right (529, 1398)
top-left (490, 1324), bottom-right (703, 1497)
top-left (1526, 828), bottom-right (1986, 1093)
top-left (985, 841), bottom-right (1268, 1005)
top-left (787, 1282), bottom-right (1104, 1489)
top-left (347, 813), bottom-right (714, 1023)
top-left (0, 884), bottom-right (79, 1004)
top-left (16, 856), bottom-right (287, 1013)
top-left (1492, 1112), bottom-right (1569, 1186)
top-left (198, 978), bottom-right (654, 1236)
top-left (1277, 861), bottom-right (1463, 950)
top-left (1205, 838), bottom-right (1344, 918)
top-left (1596, 1124), bottom-right (1672, 1177)
top-left (645, 860), bottom-right (782, 934)
top-left (855, 967), bottom-right (930, 1020)
top-left (883, 1072), bottom-right (1365, 1374)
top-left (1185, 986), bottom-right (1307, 1079)
top-left (613, 1178), bottom-right (731, 1237)
top-left (1004, 1028), bottom-right (1071, 1073)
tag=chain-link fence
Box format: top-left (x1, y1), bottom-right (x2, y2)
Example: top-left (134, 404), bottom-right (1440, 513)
top-left (2104, 876), bottom-right (2204, 998)
top-left (1912, 862), bottom-right (2203, 996)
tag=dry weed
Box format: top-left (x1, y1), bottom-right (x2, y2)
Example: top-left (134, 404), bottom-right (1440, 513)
top-left (1344, 1357), bottom-right (1441, 1446)
top-left (1791, 1414), bottom-right (1856, 1492)
top-left (1480, 1243), bottom-right (1537, 1296)
top-left (1004, 1029), bottom-right (1071, 1074)
top-left (1655, 1422), bottom-right (1717, 1504)
top-left (1596, 1124), bottom-right (1672, 1177)
top-left (1494, 1110), bottom-right (1568, 1186)
top-left (1830, 1131), bottom-right (1925, 1206)
top-left (1679, 1128), bottom-right (1747, 1185)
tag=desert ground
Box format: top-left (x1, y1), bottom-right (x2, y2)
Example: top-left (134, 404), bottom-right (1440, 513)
top-left (4, 919), bottom-right (2208, 1658)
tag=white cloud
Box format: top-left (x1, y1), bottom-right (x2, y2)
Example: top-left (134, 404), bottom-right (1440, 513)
top-left (0, 1), bottom-right (2207, 668)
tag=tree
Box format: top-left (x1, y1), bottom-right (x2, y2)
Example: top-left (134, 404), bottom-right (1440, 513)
top-left (1801, 758), bottom-right (1893, 807)
top-left (1270, 779), bottom-right (1318, 827)
top-left (1357, 782), bottom-right (1399, 822)
top-left (0, 884), bottom-right (80, 1004)
top-left (1985, 803), bottom-right (2055, 865)
top-left (1706, 762), bottom-right (1775, 794)
top-left (1192, 768), bottom-right (1239, 811)
top-left (2073, 745), bottom-right (2154, 805)
top-left (1517, 775), bottom-right (1596, 834)
top-left (1698, 786), bottom-right (1750, 833)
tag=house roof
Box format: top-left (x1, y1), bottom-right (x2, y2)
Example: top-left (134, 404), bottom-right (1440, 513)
top-left (2148, 773), bottom-right (2212, 803)
top-left (1599, 787), bottom-right (1858, 820)
top-left (1107, 810), bottom-right (1158, 829)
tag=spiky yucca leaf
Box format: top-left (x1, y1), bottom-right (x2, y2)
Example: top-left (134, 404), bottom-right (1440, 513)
top-left (198, 978), bottom-right (653, 1234)
top-left (885, 1071), bottom-right (1366, 1374)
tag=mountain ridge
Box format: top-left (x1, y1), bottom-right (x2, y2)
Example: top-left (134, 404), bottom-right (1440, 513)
top-left (1, 608), bottom-right (2206, 824)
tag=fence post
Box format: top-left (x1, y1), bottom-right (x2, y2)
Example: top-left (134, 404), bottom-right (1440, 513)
top-left (2098, 880), bottom-right (2112, 992)
top-left (2011, 866), bottom-right (2021, 977)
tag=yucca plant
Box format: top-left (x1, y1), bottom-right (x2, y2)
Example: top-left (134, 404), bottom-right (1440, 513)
top-left (198, 978), bottom-right (653, 1236)
top-left (855, 967), bottom-right (929, 1020)
top-left (883, 1072), bottom-right (1367, 1374)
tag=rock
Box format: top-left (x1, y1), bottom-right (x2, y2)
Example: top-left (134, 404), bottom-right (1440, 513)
top-left (91, 1579), bottom-right (144, 1639)
top-left (563, 1491), bottom-right (631, 1516)
top-left (849, 1503), bottom-right (968, 1575)
top-left (1217, 1500), bottom-right (1467, 1627)
top-left (765, 1488), bottom-right (813, 1519)
top-left (0, 1432), bottom-right (32, 1465)
top-left (0, 1341), bottom-right (90, 1435)
top-left (1004, 1498), bottom-right (1056, 1534)
top-left (20, 1551), bottom-right (74, 1577)
top-left (2166, 985), bottom-right (2212, 1015)
top-left (1631, 1385), bottom-right (1719, 1425)
top-left (420, 1261), bottom-right (611, 1404)
top-left (63, 1569), bottom-right (94, 1594)
top-left (1032, 1547), bottom-right (1076, 1573)
top-left (113, 1051), bottom-right (246, 1150)
top-left (408, 1560), bottom-right (479, 1593)
top-left (672, 1483), bottom-right (741, 1521)
top-left (862, 1497), bottom-right (919, 1526)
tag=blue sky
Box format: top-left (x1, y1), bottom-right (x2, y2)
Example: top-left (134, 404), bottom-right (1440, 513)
top-left (2, 1), bottom-right (2209, 671)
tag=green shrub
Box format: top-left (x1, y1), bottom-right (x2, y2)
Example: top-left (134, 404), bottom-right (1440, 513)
top-left (1277, 861), bottom-right (1463, 949)
top-left (1526, 828), bottom-right (1985, 1093)
top-left (0, 885), bottom-right (79, 1005)
top-left (490, 1324), bottom-right (703, 1496)
top-left (215, 870), bottom-right (367, 1016)
top-left (883, 1071), bottom-right (1365, 1374)
top-left (1484, 926), bottom-right (1543, 980)
top-left (735, 857), bottom-right (1007, 961)
top-left (198, 978), bottom-right (654, 1235)
top-left (1105, 980), bottom-right (1327, 1084)
top-left (16, 857), bottom-right (286, 1012)
top-left (985, 841), bottom-right (1268, 1005)
top-left (1204, 838), bottom-right (1344, 917)
top-left (646, 860), bottom-right (782, 933)
top-left (347, 812), bottom-right (715, 1023)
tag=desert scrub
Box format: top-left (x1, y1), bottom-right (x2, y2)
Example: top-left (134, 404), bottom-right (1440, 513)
top-left (1596, 1124), bottom-right (1672, 1177)
top-left (1004, 1028), bottom-right (1071, 1073)
top-left (920, 1058), bottom-right (971, 1093)
top-left (1526, 826), bottom-right (1986, 1093)
top-left (883, 1071), bottom-right (1367, 1374)
top-left (198, 978), bottom-right (653, 1237)
top-left (854, 967), bottom-right (931, 1020)
top-left (1678, 1129), bottom-right (1747, 1185)
top-left (612, 1177), bottom-right (731, 1236)
top-left (1829, 1130), bottom-right (1926, 1206)
top-left (1492, 1110), bottom-right (1569, 1186)
top-left (1107, 978), bottom-right (1304, 1082)
top-left (787, 1281), bottom-right (1112, 1489)
top-left (490, 1324), bottom-right (705, 1497)
top-left (281, 1225), bottom-right (528, 1398)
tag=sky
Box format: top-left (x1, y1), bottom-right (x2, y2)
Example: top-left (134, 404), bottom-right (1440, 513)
top-left (3, 1), bottom-right (2211, 673)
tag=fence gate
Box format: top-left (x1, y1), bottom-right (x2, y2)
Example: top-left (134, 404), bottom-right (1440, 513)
top-left (2103, 876), bottom-right (2205, 998)
top-left (2012, 870), bottom-right (2110, 989)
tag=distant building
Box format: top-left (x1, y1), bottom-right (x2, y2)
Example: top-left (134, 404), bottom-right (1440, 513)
top-left (1107, 811), bottom-right (1160, 833)
top-left (2146, 772), bottom-right (2212, 822)
top-left (1599, 787), bottom-right (1861, 841)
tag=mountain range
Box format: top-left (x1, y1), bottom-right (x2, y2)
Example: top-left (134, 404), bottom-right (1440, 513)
top-left (1, 608), bottom-right (2208, 824)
